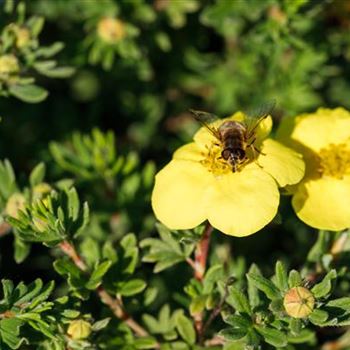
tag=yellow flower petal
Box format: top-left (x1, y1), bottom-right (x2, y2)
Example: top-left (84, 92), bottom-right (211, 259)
top-left (253, 115), bottom-right (273, 144)
top-left (292, 176), bottom-right (350, 231)
top-left (278, 108), bottom-right (350, 152)
top-left (259, 139), bottom-right (305, 187)
top-left (152, 160), bottom-right (212, 230)
top-left (173, 143), bottom-right (204, 162)
top-left (205, 164), bottom-right (279, 237)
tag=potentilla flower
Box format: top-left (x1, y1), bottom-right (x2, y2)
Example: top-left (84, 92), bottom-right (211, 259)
top-left (152, 112), bottom-right (305, 237)
top-left (277, 107), bottom-right (350, 231)
top-left (97, 17), bottom-right (125, 44)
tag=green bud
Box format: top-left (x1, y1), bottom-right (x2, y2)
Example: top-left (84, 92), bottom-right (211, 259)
top-left (283, 286), bottom-right (315, 318)
top-left (0, 55), bottom-right (19, 75)
top-left (67, 319), bottom-right (92, 340)
top-left (5, 193), bottom-right (26, 219)
top-left (32, 183), bottom-right (52, 201)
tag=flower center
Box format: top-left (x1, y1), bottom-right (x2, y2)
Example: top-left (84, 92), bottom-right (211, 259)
top-left (318, 143), bottom-right (350, 179)
top-left (200, 142), bottom-right (250, 175)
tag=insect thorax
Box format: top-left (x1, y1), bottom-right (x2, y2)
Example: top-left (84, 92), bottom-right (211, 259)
top-left (218, 121), bottom-right (246, 150)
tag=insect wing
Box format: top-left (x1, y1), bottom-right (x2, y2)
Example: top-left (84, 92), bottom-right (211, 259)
top-left (245, 99), bottom-right (276, 137)
top-left (189, 109), bottom-right (221, 140)
top-left (246, 99), bottom-right (276, 120)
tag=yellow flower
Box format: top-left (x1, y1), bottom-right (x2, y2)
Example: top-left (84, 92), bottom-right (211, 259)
top-left (97, 17), bottom-right (125, 44)
top-left (277, 107), bottom-right (350, 231)
top-left (152, 112), bottom-right (305, 237)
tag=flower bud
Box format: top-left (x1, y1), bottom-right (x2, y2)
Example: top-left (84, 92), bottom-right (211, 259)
top-left (97, 17), bottom-right (125, 44)
top-left (32, 183), bottom-right (52, 201)
top-left (67, 319), bottom-right (92, 340)
top-left (5, 193), bottom-right (26, 219)
top-left (0, 55), bottom-right (19, 75)
top-left (283, 286), bottom-right (315, 318)
top-left (15, 27), bottom-right (31, 48)
top-left (32, 217), bottom-right (49, 233)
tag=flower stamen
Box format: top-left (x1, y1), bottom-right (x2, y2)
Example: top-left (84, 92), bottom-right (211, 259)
top-left (317, 143), bottom-right (350, 179)
top-left (200, 143), bottom-right (231, 175)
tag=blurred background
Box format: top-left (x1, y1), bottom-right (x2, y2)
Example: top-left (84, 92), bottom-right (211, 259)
top-left (0, 0), bottom-right (349, 282)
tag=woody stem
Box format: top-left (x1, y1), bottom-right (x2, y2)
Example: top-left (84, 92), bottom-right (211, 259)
top-left (59, 240), bottom-right (150, 339)
top-left (194, 222), bottom-right (213, 281)
top-left (192, 222), bottom-right (213, 341)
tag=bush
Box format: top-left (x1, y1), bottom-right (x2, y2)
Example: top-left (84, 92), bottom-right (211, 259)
top-left (1, 1), bottom-right (350, 349)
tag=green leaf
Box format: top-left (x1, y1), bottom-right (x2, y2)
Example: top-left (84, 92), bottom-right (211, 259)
top-left (311, 269), bottom-right (337, 298)
top-left (247, 273), bottom-right (280, 300)
top-left (227, 286), bottom-right (252, 315)
top-left (91, 318), bottom-right (110, 331)
top-left (80, 237), bottom-right (100, 267)
top-left (0, 318), bottom-right (25, 349)
top-left (9, 84), bottom-right (48, 103)
top-left (326, 297), bottom-right (350, 310)
top-left (141, 224), bottom-right (194, 273)
top-left (219, 327), bottom-right (247, 341)
top-left (307, 231), bottom-right (330, 262)
top-left (224, 314), bottom-right (251, 329)
top-left (30, 281), bottom-right (55, 309)
top-left (2, 280), bottom-right (14, 303)
top-left (134, 336), bottom-right (159, 349)
top-left (175, 313), bottom-right (196, 345)
top-left (119, 279), bottom-right (147, 297)
top-left (290, 318), bottom-right (302, 334)
top-left (86, 260), bottom-right (112, 290)
top-left (288, 329), bottom-right (316, 344)
top-left (309, 309), bottom-right (329, 325)
top-left (288, 270), bottom-right (302, 288)
top-left (270, 298), bottom-right (284, 313)
top-left (36, 42), bottom-right (64, 58)
top-left (189, 295), bottom-right (207, 315)
top-left (274, 261), bottom-right (288, 292)
top-left (34, 61), bottom-right (75, 78)
top-left (247, 264), bottom-right (261, 310)
top-left (29, 163), bottom-right (46, 187)
top-left (203, 264), bottom-right (223, 294)
top-left (0, 160), bottom-right (17, 200)
top-left (255, 325), bottom-right (287, 347)
top-left (13, 237), bottom-right (31, 264)
top-left (53, 258), bottom-right (87, 296)
top-left (15, 279), bottom-right (43, 305)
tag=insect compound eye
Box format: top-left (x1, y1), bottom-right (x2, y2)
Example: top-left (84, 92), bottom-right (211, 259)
top-left (221, 149), bottom-right (231, 160)
top-left (235, 149), bottom-right (245, 160)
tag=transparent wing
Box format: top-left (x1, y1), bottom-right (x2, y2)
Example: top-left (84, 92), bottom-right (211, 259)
top-left (189, 109), bottom-right (221, 140)
top-left (246, 99), bottom-right (276, 120)
top-left (244, 99), bottom-right (276, 137)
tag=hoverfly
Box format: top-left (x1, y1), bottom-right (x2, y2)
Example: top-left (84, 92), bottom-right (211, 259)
top-left (190, 100), bottom-right (276, 172)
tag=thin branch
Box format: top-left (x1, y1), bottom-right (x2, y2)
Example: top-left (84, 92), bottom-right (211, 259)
top-left (0, 222), bottom-right (11, 237)
top-left (191, 222), bottom-right (213, 341)
top-left (194, 222), bottom-right (213, 281)
top-left (200, 280), bottom-right (230, 344)
top-left (204, 335), bottom-right (225, 347)
top-left (331, 232), bottom-right (349, 256)
top-left (59, 240), bottom-right (87, 271)
top-left (96, 288), bottom-right (150, 337)
top-left (186, 257), bottom-right (196, 270)
top-left (59, 240), bottom-right (151, 340)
